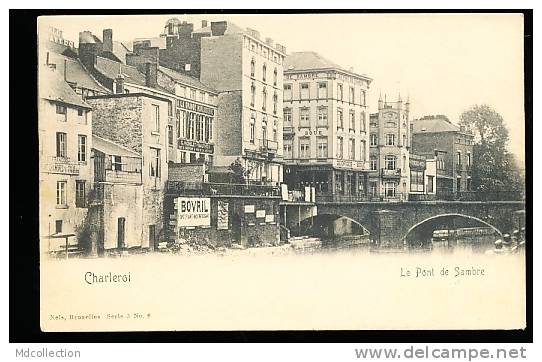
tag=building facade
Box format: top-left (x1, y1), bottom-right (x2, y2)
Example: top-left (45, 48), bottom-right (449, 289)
top-left (368, 95), bottom-right (411, 200)
top-left (87, 93), bottom-right (171, 249)
top-left (91, 136), bottom-right (144, 252)
top-left (281, 51), bottom-right (372, 201)
top-left (411, 115), bottom-right (474, 197)
top-left (197, 22), bottom-right (286, 184)
top-left (39, 65), bottom-right (93, 254)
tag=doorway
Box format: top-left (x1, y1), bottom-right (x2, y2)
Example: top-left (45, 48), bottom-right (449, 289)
top-left (117, 217), bottom-right (126, 249)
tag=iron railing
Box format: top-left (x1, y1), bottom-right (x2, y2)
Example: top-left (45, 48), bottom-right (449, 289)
top-left (166, 181), bottom-right (280, 197)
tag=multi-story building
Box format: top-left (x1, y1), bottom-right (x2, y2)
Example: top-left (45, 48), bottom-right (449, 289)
top-left (411, 115), bottom-right (474, 197)
top-left (91, 136), bottom-right (144, 252)
top-left (281, 51), bottom-right (372, 201)
top-left (133, 20), bottom-right (286, 184)
top-left (368, 95), bottom-right (411, 200)
top-left (86, 92), bottom-right (171, 250)
top-left (197, 22), bottom-right (286, 184)
top-left (78, 29), bottom-right (218, 167)
top-left (38, 64), bottom-right (93, 254)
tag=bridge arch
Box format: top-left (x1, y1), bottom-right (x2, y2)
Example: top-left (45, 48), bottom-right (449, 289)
top-left (402, 213), bottom-right (503, 248)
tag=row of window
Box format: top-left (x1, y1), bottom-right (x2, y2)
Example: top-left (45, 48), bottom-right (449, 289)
top-left (369, 155), bottom-right (403, 171)
top-left (249, 116), bottom-right (278, 144)
top-left (283, 138), bottom-right (367, 161)
top-left (250, 83), bottom-right (279, 114)
top-left (246, 37), bottom-right (282, 65)
top-left (250, 59), bottom-right (279, 87)
top-left (369, 133), bottom-right (408, 147)
top-left (435, 152), bottom-right (472, 171)
top-left (56, 104), bottom-right (88, 124)
top-left (174, 84), bottom-right (217, 104)
top-left (56, 180), bottom-right (86, 208)
top-left (284, 108), bottom-right (367, 131)
top-left (55, 132), bottom-right (87, 162)
top-left (284, 82), bottom-right (366, 105)
top-left (173, 110), bottom-right (214, 143)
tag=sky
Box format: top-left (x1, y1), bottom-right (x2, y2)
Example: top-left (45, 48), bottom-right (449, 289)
top-left (39, 13), bottom-right (526, 163)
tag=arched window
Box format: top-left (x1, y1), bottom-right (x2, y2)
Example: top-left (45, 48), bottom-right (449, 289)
top-left (250, 58), bottom-right (256, 77)
top-left (273, 68), bottom-right (278, 86)
top-left (273, 92), bottom-right (278, 114)
top-left (262, 63), bottom-right (267, 82)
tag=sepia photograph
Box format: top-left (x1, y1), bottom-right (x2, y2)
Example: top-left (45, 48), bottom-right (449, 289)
top-left (35, 12), bottom-right (528, 333)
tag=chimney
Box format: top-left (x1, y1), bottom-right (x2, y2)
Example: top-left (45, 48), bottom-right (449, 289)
top-left (115, 74), bottom-right (125, 94)
top-left (64, 59), bottom-right (67, 81)
top-left (79, 31), bottom-right (98, 70)
top-left (103, 29), bottom-right (113, 53)
top-left (201, 20), bottom-right (208, 28)
top-left (178, 22), bottom-right (194, 38)
top-left (145, 62), bottom-right (158, 88)
top-left (211, 21), bottom-right (228, 36)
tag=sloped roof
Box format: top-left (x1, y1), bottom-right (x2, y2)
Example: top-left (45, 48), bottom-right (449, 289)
top-left (284, 51), bottom-right (344, 71)
top-left (284, 51), bottom-right (372, 81)
top-left (412, 117), bottom-right (460, 134)
top-left (46, 51), bottom-right (109, 93)
top-left (158, 66), bottom-right (216, 93)
top-left (44, 40), bottom-right (78, 58)
top-left (39, 66), bottom-right (91, 109)
top-left (92, 135), bottom-right (141, 157)
top-left (95, 56), bottom-right (147, 86)
top-left (108, 41), bottom-right (132, 63)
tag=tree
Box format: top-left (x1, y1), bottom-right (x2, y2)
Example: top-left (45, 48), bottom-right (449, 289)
top-left (227, 158), bottom-right (259, 184)
top-left (459, 104), bottom-right (524, 196)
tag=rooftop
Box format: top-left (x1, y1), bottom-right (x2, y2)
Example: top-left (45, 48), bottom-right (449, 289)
top-left (92, 135), bottom-right (141, 158)
top-left (284, 51), bottom-right (372, 81)
top-left (158, 65), bottom-right (217, 94)
top-left (412, 117), bottom-right (461, 134)
top-left (45, 51), bottom-right (109, 94)
top-left (95, 56), bottom-right (147, 86)
top-left (39, 66), bottom-right (91, 109)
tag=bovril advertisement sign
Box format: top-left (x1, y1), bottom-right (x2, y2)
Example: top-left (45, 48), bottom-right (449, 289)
top-left (176, 197), bottom-right (211, 227)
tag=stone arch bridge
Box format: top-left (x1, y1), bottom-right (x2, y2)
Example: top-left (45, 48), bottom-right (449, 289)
top-left (309, 201), bottom-right (525, 248)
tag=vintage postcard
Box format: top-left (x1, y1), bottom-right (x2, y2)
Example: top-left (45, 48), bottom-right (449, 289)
top-left (38, 13), bottom-right (527, 331)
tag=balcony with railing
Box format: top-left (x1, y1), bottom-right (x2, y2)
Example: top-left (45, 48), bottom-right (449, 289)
top-left (166, 181), bottom-right (280, 197)
top-left (260, 139), bottom-right (279, 152)
top-left (94, 154), bottom-right (142, 184)
top-left (380, 168), bottom-right (402, 178)
top-left (43, 156), bottom-right (80, 175)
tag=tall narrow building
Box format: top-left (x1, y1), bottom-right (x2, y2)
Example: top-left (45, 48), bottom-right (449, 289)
top-left (197, 22), bottom-right (287, 184)
top-left (282, 51), bottom-right (372, 201)
top-left (368, 94), bottom-right (411, 200)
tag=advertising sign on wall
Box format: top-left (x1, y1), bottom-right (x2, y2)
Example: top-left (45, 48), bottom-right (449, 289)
top-left (176, 197), bottom-right (211, 227)
top-left (217, 201), bottom-right (229, 230)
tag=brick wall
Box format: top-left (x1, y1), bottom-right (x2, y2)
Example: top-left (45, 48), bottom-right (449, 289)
top-left (168, 163), bottom-right (205, 182)
top-left (159, 35), bottom-right (203, 78)
top-left (87, 97), bottom-right (144, 154)
top-left (215, 91), bottom-right (243, 158)
top-left (164, 195), bottom-right (281, 248)
top-left (200, 35), bottom-right (243, 92)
